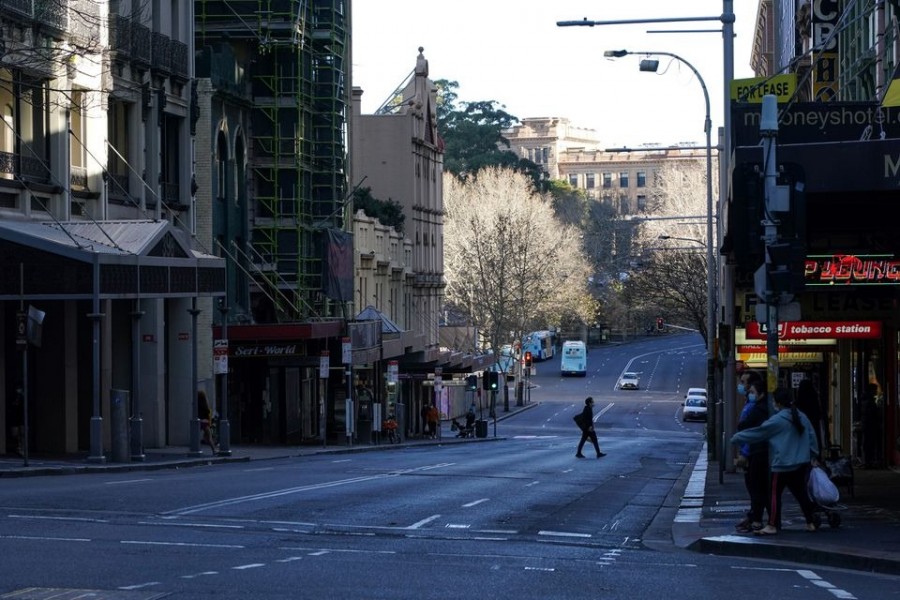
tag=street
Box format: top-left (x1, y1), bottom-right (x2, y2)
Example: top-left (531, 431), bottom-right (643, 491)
top-left (0, 334), bottom-right (895, 599)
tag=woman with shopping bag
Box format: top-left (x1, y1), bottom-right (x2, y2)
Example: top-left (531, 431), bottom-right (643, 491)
top-left (730, 387), bottom-right (819, 535)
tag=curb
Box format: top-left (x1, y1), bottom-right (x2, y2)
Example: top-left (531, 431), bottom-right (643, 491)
top-left (689, 534), bottom-right (900, 576)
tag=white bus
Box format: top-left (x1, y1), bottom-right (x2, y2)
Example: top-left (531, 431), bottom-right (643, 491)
top-left (560, 340), bottom-right (587, 377)
top-left (522, 330), bottom-right (554, 361)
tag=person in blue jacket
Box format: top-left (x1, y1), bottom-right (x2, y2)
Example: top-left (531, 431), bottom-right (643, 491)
top-left (730, 387), bottom-right (819, 536)
top-left (734, 371), bottom-right (771, 533)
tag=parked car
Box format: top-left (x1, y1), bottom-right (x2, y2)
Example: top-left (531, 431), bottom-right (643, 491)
top-left (682, 395), bottom-right (708, 422)
top-left (618, 372), bottom-right (640, 390)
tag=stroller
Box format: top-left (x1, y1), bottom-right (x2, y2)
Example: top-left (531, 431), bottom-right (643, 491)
top-left (450, 418), bottom-right (475, 438)
top-left (809, 445), bottom-right (851, 529)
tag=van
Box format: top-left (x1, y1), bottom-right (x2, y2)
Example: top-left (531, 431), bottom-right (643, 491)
top-left (560, 340), bottom-right (587, 377)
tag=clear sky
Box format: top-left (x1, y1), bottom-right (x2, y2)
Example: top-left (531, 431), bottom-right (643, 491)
top-left (352, 1), bottom-right (760, 148)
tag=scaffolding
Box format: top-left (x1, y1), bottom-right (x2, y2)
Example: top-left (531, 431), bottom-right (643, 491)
top-left (197, 0), bottom-right (349, 321)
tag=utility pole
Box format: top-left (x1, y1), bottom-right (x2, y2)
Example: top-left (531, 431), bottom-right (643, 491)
top-left (761, 95), bottom-right (781, 395)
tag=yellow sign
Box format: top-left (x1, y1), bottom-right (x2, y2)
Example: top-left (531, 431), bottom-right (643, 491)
top-left (731, 74), bottom-right (797, 103)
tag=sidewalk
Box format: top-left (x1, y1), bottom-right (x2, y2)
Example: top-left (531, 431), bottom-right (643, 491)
top-left (0, 404), bottom-right (533, 478)
top-left (673, 444), bottom-right (900, 575)
top-left (2, 407), bottom-right (898, 575)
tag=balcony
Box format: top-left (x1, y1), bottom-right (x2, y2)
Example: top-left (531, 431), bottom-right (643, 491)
top-left (0, 151), bottom-right (51, 185)
top-left (131, 23), bottom-right (151, 67)
top-left (170, 40), bottom-right (188, 81)
top-left (111, 16), bottom-right (132, 60)
top-left (151, 32), bottom-right (172, 75)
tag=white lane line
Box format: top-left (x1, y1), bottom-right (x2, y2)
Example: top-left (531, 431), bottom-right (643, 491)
top-left (538, 530), bottom-right (592, 538)
top-left (233, 563), bottom-right (265, 570)
top-left (139, 521), bottom-right (244, 529)
top-left (597, 403), bottom-right (615, 418)
top-left (119, 582), bottom-right (161, 590)
top-left (9, 514), bottom-right (108, 523)
top-left (105, 478), bottom-right (154, 485)
top-left (407, 514), bottom-right (441, 529)
top-left (166, 464), bottom-right (452, 516)
top-left (1, 535), bottom-right (90, 542)
top-left (525, 566), bottom-right (555, 572)
top-left (446, 524), bottom-right (470, 529)
top-left (462, 498), bottom-right (489, 507)
top-left (121, 540), bottom-right (244, 549)
top-left (276, 557), bottom-right (304, 563)
top-left (181, 571), bottom-right (218, 579)
top-left (524, 481), bottom-right (540, 487)
top-left (797, 570), bottom-right (857, 599)
top-left (244, 467), bottom-right (276, 472)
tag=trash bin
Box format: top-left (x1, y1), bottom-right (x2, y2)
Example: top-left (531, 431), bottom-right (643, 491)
top-left (475, 419), bottom-right (488, 438)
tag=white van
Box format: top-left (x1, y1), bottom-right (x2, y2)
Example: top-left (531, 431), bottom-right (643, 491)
top-left (560, 340), bottom-right (587, 377)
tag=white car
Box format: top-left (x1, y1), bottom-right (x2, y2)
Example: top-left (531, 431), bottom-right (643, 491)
top-left (618, 372), bottom-right (640, 390)
top-left (686, 387), bottom-right (708, 400)
top-left (682, 395), bottom-right (708, 422)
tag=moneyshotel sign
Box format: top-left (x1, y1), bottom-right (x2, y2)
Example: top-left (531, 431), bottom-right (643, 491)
top-left (746, 320), bottom-right (881, 340)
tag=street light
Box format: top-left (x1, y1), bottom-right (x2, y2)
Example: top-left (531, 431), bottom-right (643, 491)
top-left (605, 49), bottom-right (718, 466)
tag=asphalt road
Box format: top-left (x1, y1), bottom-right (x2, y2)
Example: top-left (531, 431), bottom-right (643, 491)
top-left (0, 333), bottom-right (895, 599)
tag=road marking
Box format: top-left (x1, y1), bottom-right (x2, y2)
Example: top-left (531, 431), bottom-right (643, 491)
top-left (10, 514), bottom-right (108, 523)
top-left (181, 571), bottom-right (218, 579)
top-left (462, 498), bottom-right (489, 507)
top-left (105, 478), bottom-right (154, 485)
top-left (407, 514), bottom-right (441, 529)
top-left (538, 530), bottom-right (592, 538)
top-left (165, 464), bottom-right (453, 515)
top-left (446, 524), bottom-right (470, 529)
top-left (121, 540), bottom-right (244, 549)
top-left (119, 582), bottom-right (162, 590)
top-left (797, 570), bottom-right (857, 599)
top-left (139, 521), bottom-right (244, 529)
top-left (1, 534), bottom-right (90, 542)
top-left (233, 563), bottom-right (265, 570)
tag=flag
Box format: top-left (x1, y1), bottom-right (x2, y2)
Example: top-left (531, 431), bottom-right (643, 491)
top-left (881, 63), bottom-right (900, 107)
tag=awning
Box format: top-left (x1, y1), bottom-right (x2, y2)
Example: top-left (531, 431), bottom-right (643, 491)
top-left (0, 219), bottom-right (225, 300)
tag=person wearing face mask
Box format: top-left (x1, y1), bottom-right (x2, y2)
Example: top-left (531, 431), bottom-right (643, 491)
top-left (731, 387), bottom-right (820, 535)
top-left (734, 371), bottom-right (771, 533)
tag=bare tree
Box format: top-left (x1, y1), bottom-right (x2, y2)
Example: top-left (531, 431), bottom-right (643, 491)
top-left (626, 158), bottom-right (714, 339)
top-left (443, 167), bottom-right (594, 361)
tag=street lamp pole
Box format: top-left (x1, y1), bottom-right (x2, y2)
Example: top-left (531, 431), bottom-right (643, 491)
top-left (605, 49), bottom-right (717, 462)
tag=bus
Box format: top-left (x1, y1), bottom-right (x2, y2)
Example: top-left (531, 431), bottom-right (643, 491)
top-left (560, 340), bottom-right (587, 377)
top-left (522, 330), bottom-right (554, 362)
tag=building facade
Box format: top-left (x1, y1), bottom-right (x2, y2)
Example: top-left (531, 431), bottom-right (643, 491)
top-left (503, 117), bottom-right (710, 217)
top-left (0, 1), bottom-right (225, 459)
top-left (724, 0), bottom-right (900, 468)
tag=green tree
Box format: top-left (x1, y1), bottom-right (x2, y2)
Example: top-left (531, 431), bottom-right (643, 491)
top-left (435, 80), bottom-right (546, 189)
top-left (352, 187), bottom-right (405, 234)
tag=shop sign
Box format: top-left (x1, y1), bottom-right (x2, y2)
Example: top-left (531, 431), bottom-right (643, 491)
top-left (234, 344), bottom-right (300, 357)
top-left (805, 254), bottom-right (900, 286)
top-left (746, 320), bottom-right (881, 340)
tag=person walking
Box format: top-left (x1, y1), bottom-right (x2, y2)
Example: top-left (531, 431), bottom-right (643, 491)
top-left (427, 403), bottom-right (440, 440)
top-left (730, 387), bottom-right (820, 535)
top-left (421, 403), bottom-right (431, 438)
top-left (734, 371), bottom-right (771, 533)
top-left (197, 390), bottom-right (218, 455)
top-left (575, 397), bottom-right (606, 458)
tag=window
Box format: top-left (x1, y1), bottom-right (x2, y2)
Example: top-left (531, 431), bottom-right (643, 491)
top-left (637, 171), bottom-right (646, 187)
top-left (602, 172), bottom-right (612, 188)
top-left (637, 195), bottom-right (647, 211)
top-left (619, 172), bottom-right (629, 188)
top-left (586, 173), bottom-right (595, 189)
top-left (568, 174), bottom-right (578, 187)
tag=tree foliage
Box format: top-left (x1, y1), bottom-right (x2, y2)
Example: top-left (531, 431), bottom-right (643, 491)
top-left (435, 79), bottom-right (546, 189)
top-left (443, 167), bottom-right (594, 355)
top-left (624, 159), bottom-right (714, 341)
top-left (352, 187), bottom-right (405, 233)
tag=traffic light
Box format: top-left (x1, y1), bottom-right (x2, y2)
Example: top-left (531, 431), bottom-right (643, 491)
top-left (656, 317), bottom-right (664, 331)
top-left (482, 370), bottom-right (499, 391)
top-left (466, 374), bottom-right (478, 391)
top-left (766, 240), bottom-right (807, 294)
top-left (524, 351), bottom-right (533, 368)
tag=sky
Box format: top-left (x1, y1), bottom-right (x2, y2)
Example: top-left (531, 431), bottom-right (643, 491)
top-left (351, 1), bottom-right (760, 148)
